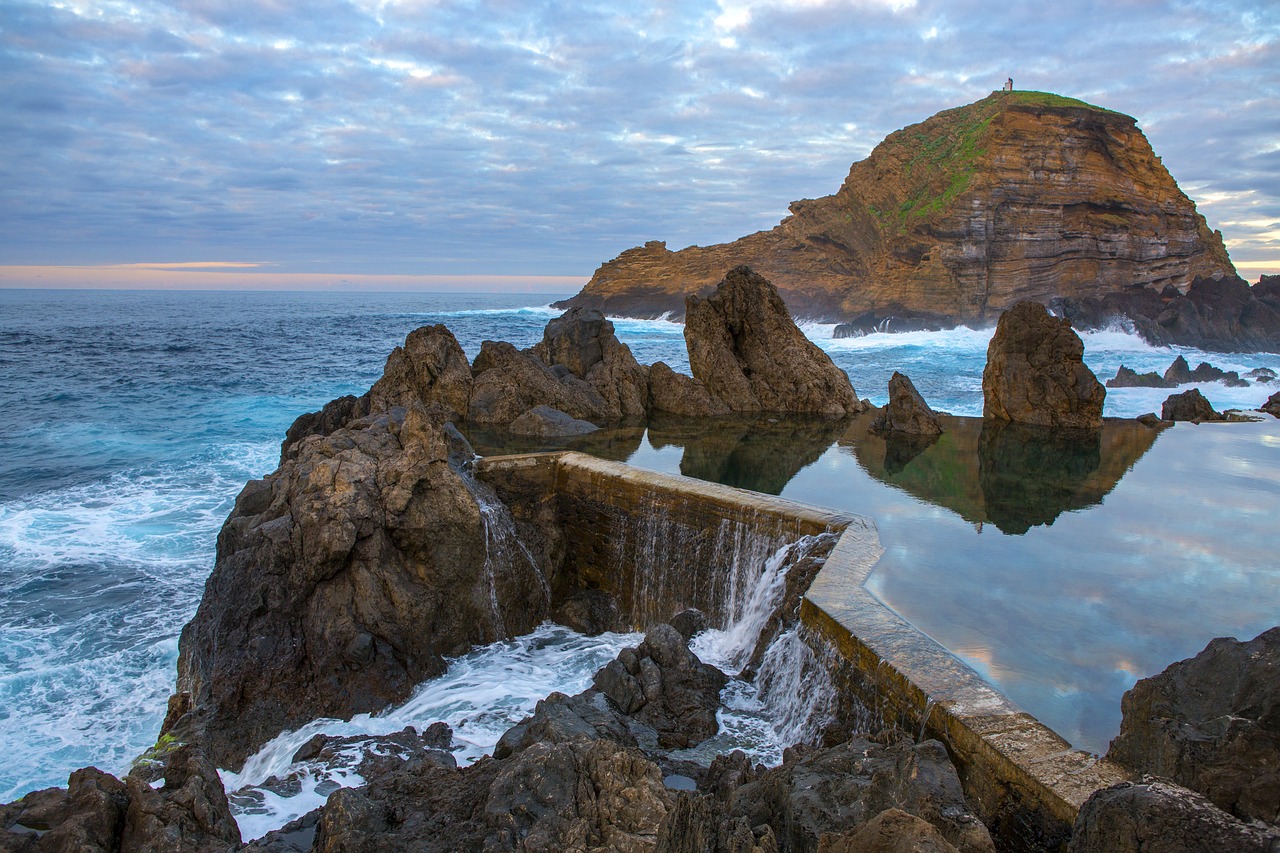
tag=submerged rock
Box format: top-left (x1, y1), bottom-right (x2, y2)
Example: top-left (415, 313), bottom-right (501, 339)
top-left (1160, 388), bottom-right (1224, 422)
top-left (684, 266), bottom-right (863, 417)
top-left (1107, 627), bottom-right (1280, 826)
top-left (982, 301), bottom-right (1105, 429)
top-left (870, 372), bottom-right (943, 436)
top-left (508, 404), bottom-right (599, 437)
top-left (1105, 365), bottom-right (1174, 388)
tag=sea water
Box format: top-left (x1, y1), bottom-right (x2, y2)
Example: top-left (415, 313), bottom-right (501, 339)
top-left (1, 288), bottom-right (1278, 804)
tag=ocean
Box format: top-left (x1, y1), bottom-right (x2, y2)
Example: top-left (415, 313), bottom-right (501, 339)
top-left (1, 288), bottom-right (1277, 822)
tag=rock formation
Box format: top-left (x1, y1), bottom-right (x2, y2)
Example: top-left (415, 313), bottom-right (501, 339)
top-left (647, 362), bottom-right (731, 417)
top-left (1163, 355), bottom-right (1249, 387)
top-left (1160, 388), bottom-right (1224, 422)
top-left (555, 92), bottom-right (1238, 341)
top-left (683, 266), bottom-right (863, 417)
top-left (870, 372), bottom-right (943, 436)
top-left (1105, 365), bottom-right (1174, 388)
top-left (1264, 391), bottom-right (1280, 418)
top-left (171, 405), bottom-right (553, 769)
top-left (1107, 627), bottom-right (1280, 826)
top-left (508, 405), bottom-right (599, 437)
top-left (982, 301), bottom-right (1105, 429)
top-left (532, 307), bottom-right (651, 420)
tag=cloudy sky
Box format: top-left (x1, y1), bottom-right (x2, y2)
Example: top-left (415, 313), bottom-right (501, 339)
top-left (1, 0), bottom-right (1277, 290)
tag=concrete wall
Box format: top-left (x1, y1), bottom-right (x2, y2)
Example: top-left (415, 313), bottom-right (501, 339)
top-left (475, 450), bottom-right (1131, 852)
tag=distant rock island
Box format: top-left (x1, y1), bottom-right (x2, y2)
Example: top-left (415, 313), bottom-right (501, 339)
top-left (556, 91), bottom-right (1280, 351)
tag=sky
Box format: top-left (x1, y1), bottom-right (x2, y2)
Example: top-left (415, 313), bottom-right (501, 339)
top-left (1, 0), bottom-right (1277, 291)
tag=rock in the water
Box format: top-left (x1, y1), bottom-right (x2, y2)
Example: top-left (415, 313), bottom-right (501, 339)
top-left (1106, 365), bottom-right (1175, 388)
top-left (1262, 391), bottom-right (1280, 418)
top-left (552, 589), bottom-right (621, 635)
top-left (493, 690), bottom-right (639, 759)
top-left (1160, 388), bottom-right (1224, 422)
top-left (593, 624), bottom-right (729, 749)
top-left (1247, 367), bottom-right (1277, 384)
top-left (818, 808), bottom-right (961, 853)
top-left (533, 307), bottom-right (651, 420)
top-left (1068, 781), bottom-right (1280, 853)
top-left (684, 267), bottom-right (863, 417)
top-left (982, 300), bottom-right (1105, 429)
top-left (648, 361), bottom-right (732, 417)
top-left (1163, 354), bottom-right (1249, 387)
top-left (173, 404), bottom-right (551, 769)
top-left (870, 372), bottom-right (943, 436)
top-left (509, 405), bottom-right (599, 437)
top-left (1107, 627), bottom-right (1280, 825)
top-left (668, 609), bottom-right (709, 643)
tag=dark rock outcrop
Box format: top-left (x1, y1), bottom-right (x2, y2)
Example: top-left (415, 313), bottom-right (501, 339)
top-left (508, 405), bottom-right (599, 437)
top-left (648, 361), bottom-right (732, 417)
top-left (532, 307), bottom-right (651, 421)
top-left (1163, 354), bottom-right (1249, 387)
top-left (366, 324), bottom-right (474, 419)
top-left (982, 301), bottom-right (1105, 429)
top-left (870, 372), bottom-right (943, 436)
top-left (1247, 367), bottom-right (1277, 383)
top-left (1107, 627), bottom-right (1280, 826)
top-left (684, 267), bottom-right (862, 417)
top-left (172, 404), bottom-right (551, 769)
top-left (468, 340), bottom-right (612, 426)
top-left (552, 589), bottom-right (621, 635)
top-left (1264, 391), bottom-right (1280, 418)
top-left (1160, 388), bottom-right (1224, 422)
top-left (819, 808), bottom-right (961, 853)
top-left (1106, 365), bottom-right (1175, 388)
top-left (1069, 781), bottom-right (1280, 853)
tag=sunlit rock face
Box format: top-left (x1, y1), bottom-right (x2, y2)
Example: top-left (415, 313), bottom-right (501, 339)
top-left (556, 92), bottom-right (1234, 327)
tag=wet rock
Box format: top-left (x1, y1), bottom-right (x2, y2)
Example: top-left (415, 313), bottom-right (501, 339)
top-left (593, 624), bottom-right (729, 749)
top-left (552, 589), bottom-right (621, 635)
top-left (1105, 365), bottom-right (1175, 388)
top-left (648, 361), bottom-right (732, 417)
top-left (656, 793), bottom-right (778, 853)
top-left (243, 810), bottom-right (321, 853)
top-left (1160, 388), bottom-right (1224, 422)
top-left (1135, 412), bottom-right (1165, 427)
top-left (685, 267), bottom-right (863, 417)
top-left (173, 403), bottom-right (551, 769)
top-left (728, 737), bottom-right (994, 853)
top-left (982, 301), bottom-right (1105, 429)
top-left (286, 726), bottom-right (457, 779)
top-left (1246, 367), bottom-right (1277, 383)
top-left (1107, 627), bottom-right (1280, 825)
top-left (1068, 781), bottom-right (1280, 853)
top-left (0, 768), bottom-right (129, 853)
top-left (509, 404), bottom-right (600, 437)
top-left (468, 340), bottom-right (612, 426)
top-left (533, 307), bottom-right (651, 420)
top-left (818, 808), bottom-right (961, 853)
top-left (668, 608), bottom-right (709, 642)
top-left (493, 690), bottom-right (640, 759)
top-left (1163, 355), bottom-right (1249, 387)
top-left (870, 372), bottom-right (942, 436)
top-left (1263, 391), bottom-right (1280, 418)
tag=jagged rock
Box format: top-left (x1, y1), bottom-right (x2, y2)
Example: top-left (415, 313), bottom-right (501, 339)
top-left (286, 726), bottom-right (457, 779)
top-left (982, 301), bottom-right (1105, 429)
top-left (556, 94), bottom-right (1235, 334)
top-left (668, 609), bottom-right (709, 643)
top-left (367, 324), bottom-right (474, 419)
top-left (468, 340), bottom-right (612, 426)
top-left (493, 690), bottom-right (640, 759)
top-left (684, 267), bottom-right (862, 417)
top-left (1246, 367), bottom-right (1277, 383)
top-left (818, 808), bottom-right (961, 853)
top-left (1160, 388), bottom-right (1224, 422)
top-left (243, 810), bottom-right (321, 853)
top-left (533, 307), bottom-right (651, 420)
top-left (1068, 781), bottom-right (1280, 853)
top-left (280, 394), bottom-right (369, 463)
top-left (552, 589), bottom-right (621, 635)
top-left (593, 624), bottom-right (729, 749)
top-left (172, 404), bottom-right (551, 769)
top-left (509, 405), bottom-right (600, 437)
top-left (648, 361), bottom-right (732, 417)
top-left (1106, 365), bottom-right (1175, 388)
top-left (870, 372), bottom-right (943, 436)
top-left (656, 793), bottom-right (778, 853)
top-left (1107, 627), bottom-right (1280, 825)
top-left (0, 768), bottom-right (129, 853)
top-left (728, 737), bottom-right (994, 853)
top-left (1263, 391), bottom-right (1280, 418)
top-left (1163, 354), bottom-right (1249, 387)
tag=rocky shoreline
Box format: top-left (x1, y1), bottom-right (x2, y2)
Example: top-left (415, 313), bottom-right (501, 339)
top-left (4, 270), bottom-right (1278, 852)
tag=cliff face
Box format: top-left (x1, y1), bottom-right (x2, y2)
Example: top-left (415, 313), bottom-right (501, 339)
top-left (558, 92), bottom-right (1235, 326)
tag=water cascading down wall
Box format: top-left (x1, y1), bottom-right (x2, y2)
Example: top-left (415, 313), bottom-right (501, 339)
top-left (475, 451), bottom-right (1134, 853)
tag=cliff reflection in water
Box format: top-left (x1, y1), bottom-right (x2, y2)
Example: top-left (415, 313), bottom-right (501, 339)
top-left (845, 415), bottom-right (1162, 535)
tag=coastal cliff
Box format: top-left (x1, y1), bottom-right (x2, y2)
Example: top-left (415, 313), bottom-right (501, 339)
top-left (556, 91), bottom-right (1236, 332)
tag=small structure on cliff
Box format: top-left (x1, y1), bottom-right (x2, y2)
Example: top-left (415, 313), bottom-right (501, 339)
top-left (1004, 77), bottom-right (1013, 92)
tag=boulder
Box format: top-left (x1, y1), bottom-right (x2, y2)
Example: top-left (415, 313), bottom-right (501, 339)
top-left (1160, 388), bottom-right (1224, 422)
top-left (468, 340), bottom-right (611, 426)
top-left (1105, 365), bottom-right (1175, 388)
top-left (1107, 627), bottom-right (1280, 825)
top-left (1163, 355), bottom-right (1249, 387)
top-left (819, 808), bottom-right (961, 853)
top-left (870, 372), bottom-right (943, 436)
top-left (656, 793), bottom-right (778, 853)
top-left (982, 301), bottom-right (1105, 429)
top-left (593, 624), bottom-right (729, 749)
top-left (533, 307), bottom-right (651, 420)
top-left (1246, 367), bottom-right (1277, 383)
top-left (492, 690), bottom-right (639, 759)
top-left (648, 361), bottom-right (732, 417)
top-left (171, 404), bottom-right (552, 769)
top-left (1069, 781), bottom-right (1280, 853)
top-left (0, 768), bottom-right (130, 853)
top-left (684, 267), bottom-right (863, 417)
top-left (552, 589), bottom-right (621, 635)
top-left (280, 394), bottom-right (370, 463)
top-left (1263, 391), bottom-right (1280, 418)
top-left (508, 405), bottom-right (599, 437)
top-left (367, 324), bottom-right (474, 419)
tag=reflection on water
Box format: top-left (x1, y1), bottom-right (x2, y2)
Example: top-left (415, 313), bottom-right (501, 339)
top-left (472, 412), bottom-right (1280, 755)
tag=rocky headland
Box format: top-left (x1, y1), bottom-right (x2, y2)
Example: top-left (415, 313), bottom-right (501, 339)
top-left (554, 91), bottom-right (1280, 352)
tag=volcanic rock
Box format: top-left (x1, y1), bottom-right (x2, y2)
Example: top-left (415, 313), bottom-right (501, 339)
top-left (367, 323), bottom-right (474, 419)
top-left (1264, 391), bottom-right (1280, 418)
top-left (1162, 354), bottom-right (1249, 387)
top-left (492, 690), bottom-right (640, 760)
top-left (1069, 781), bottom-right (1280, 853)
top-left (468, 340), bottom-right (613, 426)
top-left (1160, 388), bottom-right (1224, 422)
top-left (982, 301), bottom-right (1105, 429)
top-left (819, 808), bottom-right (961, 853)
top-left (552, 589), bottom-right (622, 635)
top-left (1246, 367), bottom-right (1277, 383)
top-left (556, 92), bottom-right (1234, 330)
top-left (533, 307), bottom-right (651, 420)
top-left (684, 267), bottom-right (862, 417)
top-left (648, 361), bottom-right (732, 417)
top-left (1107, 627), bottom-right (1280, 826)
top-left (171, 404), bottom-right (552, 769)
top-left (508, 405), bottom-right (599, 437)
top-left (870, 372), bottom-right (943, 436)
top-left (1105, 365), bottom-right (1174, 388)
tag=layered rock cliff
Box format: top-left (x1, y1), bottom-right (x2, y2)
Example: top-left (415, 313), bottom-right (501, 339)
top-left (556, 91), bottom-right (1236, 331)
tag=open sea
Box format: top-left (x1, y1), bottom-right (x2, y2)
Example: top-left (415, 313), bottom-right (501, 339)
top-left (2, 288), bottom-right (1278, 820)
